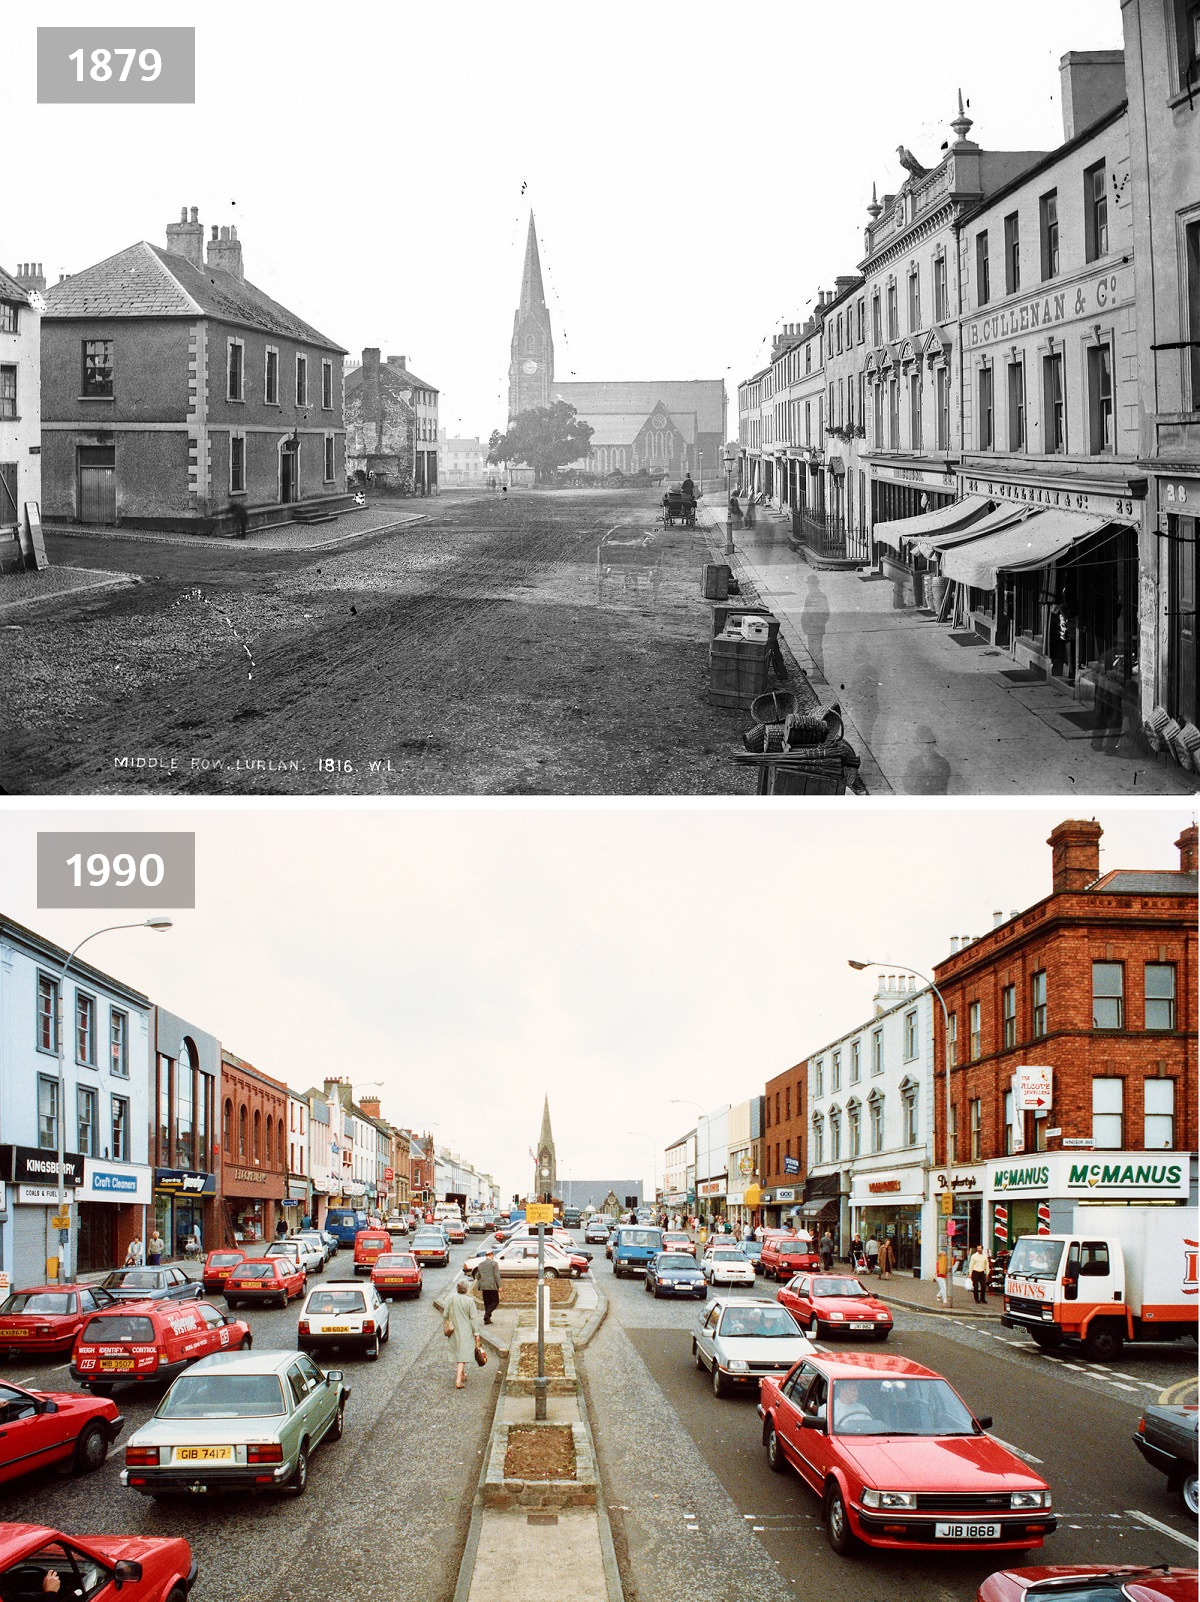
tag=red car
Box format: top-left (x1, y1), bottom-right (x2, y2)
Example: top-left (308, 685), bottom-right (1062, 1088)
top-left (760, 1232), bottom-right (821, 1281)
top-left (979, 1566), bottom-right (1198, 1602)
top-left (371, 1253), bottom-right (424, 1299)
top-left (757, 1352), bottom-right (1055, 1556)
top-left (0, 1284), bottom-right (118, 1356)
top-left (0, 1522), bottom-right (196, 1602)
top-left (201, 1249), bottom-right (246, 1294)
top-left (662, 1232), bottom-right (696, 1257)
top-left (0, 1381), bottom-right (124, 1483)
top-left (777, 1272), bottom-right (893, 1341)
top-left (71, 1300), bottom-right (251, 1395)
top-left (223, 1256), bottom-right (306, 1308)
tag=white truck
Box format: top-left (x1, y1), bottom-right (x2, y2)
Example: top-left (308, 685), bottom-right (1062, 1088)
top-left (1001, 1204), bottom-right (1198, 1361)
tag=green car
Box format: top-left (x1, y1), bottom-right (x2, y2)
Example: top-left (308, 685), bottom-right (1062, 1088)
top-left (121, 1349), bottom-right (350, 1498)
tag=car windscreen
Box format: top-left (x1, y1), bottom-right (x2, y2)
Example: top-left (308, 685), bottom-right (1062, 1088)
top-left (158, 1373), bottom-right (287, 1418)
top-left (718, 1307), bottom-right (799, 1338)
top-left (102, 1271), bottom-right (161, 1290)
top-left (811, 1277), bottom-right (869, 1297)
top-left (656, 1255), bottom-right (698, 1271)
top-left (832, 1376), bottom-right (977, 1436)
top-left (711, 1250), bottom-right (748, 1262)
top-left (208, 1253), bottom-right (243, 1267)
top-left (0, 1292), bottom-right (73, 1315)
top-left (1006, 1238), bottom-right (1065, 1279)
top-left (376, 1255), bottom-right (416, 1270)
top-left (231, 1263), bottom-right (278, 1279)
top-left (618, 1231), bottom-right (661, 1247)
top-left (412, 1233), bottom-right (443, 1245)
top-left (81, 1315), bottom-right (155, 1343)
top-left (306, 1290), bottom-right (365, 1314)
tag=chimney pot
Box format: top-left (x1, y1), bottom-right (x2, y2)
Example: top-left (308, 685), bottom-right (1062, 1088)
top-left (179, 207), bottom-right (188, 222)
top-left (190, 207), bottom-right (199, 223)
top-left (992, 909), bottom-right (1003, 928)
top-left (1177, 824), bottom-right (1198, 875)
top-left (1048, 819), bottom-right (1103, 894)
top-left (211, 225), bottom-right (219, 240)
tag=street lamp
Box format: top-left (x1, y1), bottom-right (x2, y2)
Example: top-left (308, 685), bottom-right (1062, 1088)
top-left (54, 918), bottom-right (173, 1282)
top-left (848, 958), bottom-right (954, 1308)
top-left (723, 448), bottom-right (737, 557)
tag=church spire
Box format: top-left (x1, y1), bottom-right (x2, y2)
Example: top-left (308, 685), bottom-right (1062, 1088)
top-left (508, 212), bottom-right (554, 423)
top-left (520, 212), bottom-right (548, 316)
top-left (535, 1095), bottom-right (557, 1200)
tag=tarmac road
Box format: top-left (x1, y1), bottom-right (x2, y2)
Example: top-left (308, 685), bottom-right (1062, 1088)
top-left (0, 1248), bottom-right (494, 1602)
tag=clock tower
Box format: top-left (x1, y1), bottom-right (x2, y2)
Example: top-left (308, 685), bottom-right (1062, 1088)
top-left (534, 1094), bottom-right (556, 1202)
top-left (508, 212), bottom-right (554, 422)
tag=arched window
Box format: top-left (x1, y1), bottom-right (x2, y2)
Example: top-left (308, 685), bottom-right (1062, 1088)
top-left (238, 1104), bottom-right (247, 1159)
top-left (223, 1098), bottom-right (233, 1154)
top-left (278, 1118), bottom-right (286, 1167)
top-left (868, 1090), bottom-right (885, 1154)
top-left (811, 1112), bottom-right (824, 1167)
top-left (265, 1115), bottom-right (273, 1167)
top-left (829, 1105), bottom-right (842, 1163)
top-left (847, 1099), bottom-right (862, 1158)
top-left (253, 1108), bottom-right (261, 1160)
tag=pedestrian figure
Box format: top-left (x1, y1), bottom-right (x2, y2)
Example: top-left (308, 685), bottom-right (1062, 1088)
top-left (444, 1277), bottom-right (482, 1388)
top-left (878, 1235), bottom-right (895, 1280)
top-left (124, 1238), bottom-right (144, 1268)
top-left (744, 493), bottom-right (757, 529)
top-left (227, 498), bottom-right (249, 538)
top-left (865, 1234), bottom-right (879, 1275)
top-left (275, 1217), bottom-right (288, 1240)
top-left (820, 1229), bottom-right (834, 1271)
top-left (475, 1246), bottom-right (501, 1326)
top-left (147, 1229), bottom-right (164, 1266)
top-left (968, 1243), bottom-right (990, 1304)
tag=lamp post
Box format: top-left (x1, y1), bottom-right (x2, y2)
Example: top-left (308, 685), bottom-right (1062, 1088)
top-left (53, 918), bottom-right (172, 1283)
top-left (848, 958), bottom-right (954, 1308)
top-left (723, 449), bottom-right (737, 557)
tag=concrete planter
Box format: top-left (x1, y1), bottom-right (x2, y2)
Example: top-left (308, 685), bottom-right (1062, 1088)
top-left (504, 1335), bottom-right (579, 1396)
top-left (481, 1420), bottom-right (597, 1510)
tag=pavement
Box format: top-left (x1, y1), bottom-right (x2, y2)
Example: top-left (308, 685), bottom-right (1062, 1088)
top-left (696, 496), bottom-right (1199, 796)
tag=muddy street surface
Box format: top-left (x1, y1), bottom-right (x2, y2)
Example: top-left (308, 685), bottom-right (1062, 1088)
top-left (1, 491), bottom-right (779, 796)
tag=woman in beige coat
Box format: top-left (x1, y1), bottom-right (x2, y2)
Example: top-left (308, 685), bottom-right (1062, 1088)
top-left (445, 1278), bottom-right (482, 1389)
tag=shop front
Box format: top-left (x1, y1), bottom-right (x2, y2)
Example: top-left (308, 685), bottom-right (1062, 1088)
top-left (934, 1167), bottom-right (984, 1274)
top-left (985, 1150), bottom-right (1195, 1258)
top-left (698, 1176), bottom-right (727, 1229)
top-left (1, 1146), bottom-right (84, 1283)
top-left (759, 1185), bottom-right (799, 1231)
top-left (849, 1171), bottom-right (925, 1274)
top-left (77, 1161), bottom-right (152, 1274)
top-left (284, 1178), bottom-right (309, 1224)
top-left (221, 1163), bottom-right (284, 1248)
top-left (153, 1167), bottom-right (217, 1258)
top-left (1152, 474), bottom-right (1198, 745)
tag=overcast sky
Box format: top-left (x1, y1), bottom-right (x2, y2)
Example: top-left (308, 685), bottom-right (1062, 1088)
top-left (3, 801), bottom-right (1192, 1199)
top-left (5, 1), bottom-right (1124, 442)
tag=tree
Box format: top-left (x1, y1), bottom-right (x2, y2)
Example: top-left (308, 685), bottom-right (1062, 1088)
top-left (487, 401), bottom-right (594, 484)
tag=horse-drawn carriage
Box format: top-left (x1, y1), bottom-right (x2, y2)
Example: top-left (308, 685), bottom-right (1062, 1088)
top-left (660, 488), bottom-right (697, 528)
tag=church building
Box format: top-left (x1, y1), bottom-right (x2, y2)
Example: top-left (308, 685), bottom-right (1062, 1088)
top-left (506, 214), bottom-right (726, 482)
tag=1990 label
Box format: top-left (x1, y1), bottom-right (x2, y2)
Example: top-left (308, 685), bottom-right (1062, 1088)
top-left (37, 28), bottom-right (196, 104)
top-left (37, 832), bottom-right (196, 909)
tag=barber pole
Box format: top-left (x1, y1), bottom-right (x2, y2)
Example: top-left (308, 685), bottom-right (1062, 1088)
top-left (1037, 1201), bottom-right (1051, 1235)
top-left (994, 1204), bottom-right (1007, 1249)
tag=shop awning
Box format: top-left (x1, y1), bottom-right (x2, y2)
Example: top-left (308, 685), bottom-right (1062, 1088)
top-left (874, 494), bottom-right (992, 545)
top-left (912, 500), bottom-right (1032, 557)
top-left (940, 509), bottom-right (1111, 591)
top-left (742, 1184), bottom-right (763, 1207)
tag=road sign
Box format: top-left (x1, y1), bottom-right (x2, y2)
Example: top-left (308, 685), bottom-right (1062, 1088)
top-left (525, 1203), bottom-right (554, 1225)
top-left (939, 1192), bottom-right (953, 1215)
top-left (1014, 1065), bottom-right (1053, 1111)
top-left (946, 1218), bottom-right (957, 1236)
top-left (51, 1214), bottom-right (72, 1230)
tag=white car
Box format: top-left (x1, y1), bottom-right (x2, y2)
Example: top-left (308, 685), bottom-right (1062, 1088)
top-left (692, 1296), bottom-right (815, 1398)
top-left (294, 1229), bottom-right (335, 1265)
top-left (265, 1237), bottom-right (324, 1276)
top-left (703, 1246), bottom-right (756, 1287)
top-left (297, 1279), bottom-right (390, 1360)
top-left (462, 1239), bottom-right (586, 1279)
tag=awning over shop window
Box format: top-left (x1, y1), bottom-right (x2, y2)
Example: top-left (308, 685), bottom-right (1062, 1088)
top-left (742, 1184), bottom-right (763, 1207)
top-left (874, 494), bottom-right (992, 546)
top-left (911, 500), bottom-right (1031, 557)
top-left (940, 509), bottom-right (1112, 591)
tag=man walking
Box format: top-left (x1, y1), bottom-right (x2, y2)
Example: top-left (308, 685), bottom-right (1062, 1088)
top-left (820, 1229), bottom-right (834, 1271)
top-left (865, 1234), bottom-right (879, 1275)
top-left (968, 1243), bottom-right (990, 1304)
top-left (475, 1245), bottom-right (502, 1325)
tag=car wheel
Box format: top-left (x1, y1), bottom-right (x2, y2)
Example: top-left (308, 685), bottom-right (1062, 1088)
top-left (1030, 1329), bottom-right (1062, 1351)
top-left (1182, 1473), bottom-right (1198, 1517)
top-left (545, 1268), bottom-right (559, 1279)
top-left (872, 1328), bottom-right (891, 1342)
top-left (382, 1320), bottom-right (390, 1343)
top-left (1083, 1322), bottom-right (1123, 1362)
top-left (693, 1342), bottom-right (704, 1372)
top-left (328, 1399), bottom-right (346, 1442)
top-left (164, 1587), bottom-right (188, 1602)
top-left (765, 1421), bottom-right (787, 1474)
top-left (242, 1334), bottom-right (253, 1350)
top-left (367, 1332), bottom-right (381, 1361)
top-left (288, 1443), bottom-right (309, 1495)
top-left (825, 1482), bottom-right (854, 1555)
top-left (73, 1420), bottom-right (109, 1474)
top-left (711, 1364), bottom-right (727, 1399)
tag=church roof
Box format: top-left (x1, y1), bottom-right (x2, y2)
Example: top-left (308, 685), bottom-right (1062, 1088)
top-left (581, 412), bottom-right (656, 446)
top-left (42, 241), bottom-right (346, 351)
top-left (553, 378), bottom-right (724, 436)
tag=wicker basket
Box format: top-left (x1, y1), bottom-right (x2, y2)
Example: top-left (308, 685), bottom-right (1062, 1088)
top-left (750, 690), bottom-right (800, 724)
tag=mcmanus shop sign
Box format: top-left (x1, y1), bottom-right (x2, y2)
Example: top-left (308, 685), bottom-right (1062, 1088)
top-left (986, 1152), bottom-right (1190, 1201)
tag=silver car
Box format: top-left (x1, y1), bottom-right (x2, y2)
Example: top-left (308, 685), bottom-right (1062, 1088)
top-left (121, 1349), bottom-right (350, 1497)
top-left (265, 1238), bottom-right (324, 1276)
top-left (692, 1296), bottom-right (815, 1398)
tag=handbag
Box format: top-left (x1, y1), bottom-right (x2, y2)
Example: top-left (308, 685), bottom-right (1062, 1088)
top-left (443, 1321), bottom-right (453, 1338)
top-left (474, 1338), bottom-right (488, 1367)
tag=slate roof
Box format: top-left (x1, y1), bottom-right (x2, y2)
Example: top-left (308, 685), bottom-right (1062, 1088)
top-left (0, 266), bottom-right (30, 305)
top-left (553, 378), bottom-right (724, 436)
top-left (344, 360), bottom-right (438, 396)
top-left (581, 412), bottom-right (657, 447)
top-left (42, 241), bottom-right (346, 352)
top-left (556, 1179), bottom-right (644, 1211)
top-left (1089, 869), bottom-right (1197, 895)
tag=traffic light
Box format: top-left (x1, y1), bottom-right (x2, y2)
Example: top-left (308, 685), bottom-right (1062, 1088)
top-left (625, 1195), bottom-right (638, 1209)
top-left (513, 1193), bottom-right (520, 1206)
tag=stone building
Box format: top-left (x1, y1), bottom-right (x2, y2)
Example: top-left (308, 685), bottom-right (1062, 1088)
top-left (438, 429), bottom-right (487, 487)
top-left (1121, 0), bottom-right (1200, 757)
top-left (38, 207), bottom-right (350, 533)
top-left (0, 264), bottom-right (43, 572)
top-left (344, 349), bottom-right (439, 494)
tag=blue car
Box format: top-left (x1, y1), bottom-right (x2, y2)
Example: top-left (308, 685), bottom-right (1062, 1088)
top-left (644, 1251), bottom-right (707, 1300)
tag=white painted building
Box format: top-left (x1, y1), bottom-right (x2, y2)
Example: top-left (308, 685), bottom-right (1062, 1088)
top-left (0, 916), bottom-right (153, 1283)
top-left (0, 264), bottom-right (43, 575)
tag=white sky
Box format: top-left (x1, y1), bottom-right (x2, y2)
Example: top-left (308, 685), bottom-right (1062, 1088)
top-left (4, 1), bottom-right (1125, 442)
top-left (3, 801), bottom-right (1193, 1199)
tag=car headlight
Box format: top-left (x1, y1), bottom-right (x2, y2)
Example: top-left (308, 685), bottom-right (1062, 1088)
top-left (1010, 1490), bottom-right (1052, 1509)
top-left (827, 1311), bottom-right (845, 1320)
top-left (728, 1359), bottom-right (748, 1372)
top-left (860, 1489), bottom-right (917, 1510)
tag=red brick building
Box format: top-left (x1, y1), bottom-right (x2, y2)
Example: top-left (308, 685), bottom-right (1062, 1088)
top-left (932, 819), bottom-right (1197, 1249)
top-left (760, 1063), bottom-right (810, 1229)
top-left (218, 1050), bottom-right (289, 1246)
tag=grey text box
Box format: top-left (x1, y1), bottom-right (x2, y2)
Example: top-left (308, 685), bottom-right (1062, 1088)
top-left (37, 28), bottom-right (195, 104)
top-left (37, 833), bottom-right (196, 908)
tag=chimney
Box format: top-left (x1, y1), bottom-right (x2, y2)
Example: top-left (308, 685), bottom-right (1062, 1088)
top-left (206, 222), bottom-right (244, 280)
top-left (1058, 50), bottom-right (1126, 141)
top-left (992, 910), bottom-right (1004, 929)
top-left (1177, 824), bottom-right (1198, 875)
top-left (949, 937), bottom-right (959, 953)
top-left (1048, 818), bottom-right (1103, 894)
top-left (14, 262), bottom-right (46, 295)
top-left (362, 348), bottom-right (382, 432)
top-left (835, 275), bottom-right (858, 296)
top-left (359, 1097), bottom-right (382, 1119)
top-left (165, 205), bottom-right (204, 268)
top-left (387, 355), bottom-right (408, 370)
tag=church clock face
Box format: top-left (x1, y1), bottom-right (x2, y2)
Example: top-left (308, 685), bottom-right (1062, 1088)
top-left (522, 359), bottom-right (539, 375)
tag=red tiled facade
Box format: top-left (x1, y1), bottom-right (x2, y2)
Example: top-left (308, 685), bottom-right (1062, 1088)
top-left (932, 821), bottom-right (1197, 1167)
top-left (762, 1062), bottom-right (808, 1218)
top-left (218, 1050), bottom-right (289, 1246)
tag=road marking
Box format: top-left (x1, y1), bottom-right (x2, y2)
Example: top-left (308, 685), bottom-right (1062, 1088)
top-left (990, 1434), bottom-right (1044, 1464)
top-left (1126, 1508), bottom-right (1199, 1552)
top-left (1108, 1381), bottom-right (1137, 1391)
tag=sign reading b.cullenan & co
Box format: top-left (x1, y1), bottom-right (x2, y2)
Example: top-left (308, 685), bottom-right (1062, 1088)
top-left (1, 1146), bottom-right (84, 1187)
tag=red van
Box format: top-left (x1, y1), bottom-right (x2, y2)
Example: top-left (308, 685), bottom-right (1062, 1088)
top-left (70, 1299), bottom-right (250, 1394)
top-left (352, 1229), bottom-right (394, 1274)
top-left (760, 1231), bottom-right (820, 1281)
